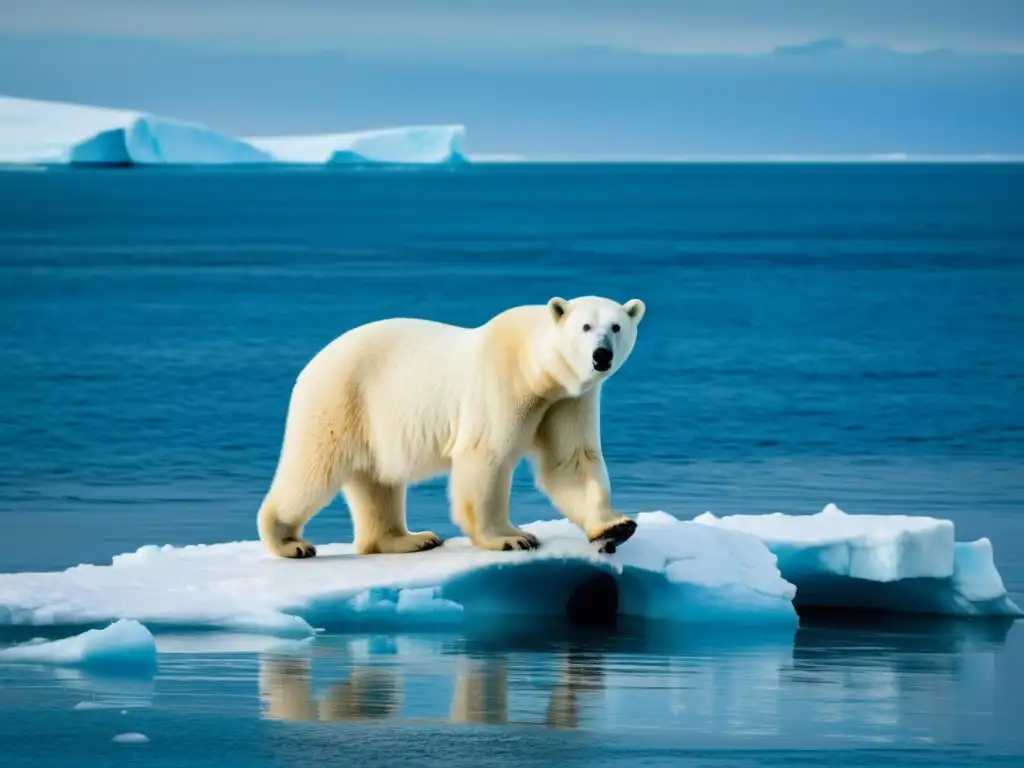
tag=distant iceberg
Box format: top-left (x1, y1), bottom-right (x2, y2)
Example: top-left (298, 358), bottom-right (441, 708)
top-left (0, 508), bottom-right (1017, 642)
top-left (695, 504), bottom-right (1022, 617)
top-left (0, 95), bottom-right (467, 166)
top-left (247, 126), bottom-right (467, 165)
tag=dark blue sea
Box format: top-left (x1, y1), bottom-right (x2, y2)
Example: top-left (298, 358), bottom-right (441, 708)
top-left (1, 163), bottom-right (1023, 767)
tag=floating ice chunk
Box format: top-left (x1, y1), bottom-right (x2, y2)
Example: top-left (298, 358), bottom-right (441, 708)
top-left (112, 732), bottom-right (149, 744)
top-left (0, 95), bottom-right (467, 166)
top-left (75, 698), bottom-right (145, 712)
top-left (3, 507), bottom-right (1014, 629)
top-left (73, 700), bottom-right (106, 710)
top-left (0, 514), bottom-right (796, 634)
top-left (0, 619), bottom-right (157, 669)
top-left (694, 504), bottom-right (1022, 617)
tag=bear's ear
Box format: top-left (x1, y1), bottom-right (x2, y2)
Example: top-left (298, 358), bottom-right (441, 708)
top-left (547, 297), bottom-right (568, 324)
top-left (623, 299), bottom-right (646, 324)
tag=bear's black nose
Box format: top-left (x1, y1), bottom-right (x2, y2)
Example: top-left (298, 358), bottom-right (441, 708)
top-left (592, 347), bottom-right (613, 371)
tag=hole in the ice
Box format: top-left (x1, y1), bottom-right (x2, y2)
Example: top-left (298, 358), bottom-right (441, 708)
top-left (565, 571), bottom-right (619, 628)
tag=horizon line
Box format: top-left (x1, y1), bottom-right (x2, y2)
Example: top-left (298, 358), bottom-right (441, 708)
top-left (470, 153), bottom-right (1024, 164)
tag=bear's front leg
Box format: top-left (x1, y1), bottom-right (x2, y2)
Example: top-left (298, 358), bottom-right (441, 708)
top-left (448, 454), bottom-right (540, 552)
top-left (532, 395), bottom-right (637, 552)
top-left (532, 451), bottom-right (636, 552)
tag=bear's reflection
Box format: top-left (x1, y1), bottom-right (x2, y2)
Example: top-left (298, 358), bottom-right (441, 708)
top-left (258, 645), bottom-right (605, 729)
top-left (258, 655), bottom-right (402, 722)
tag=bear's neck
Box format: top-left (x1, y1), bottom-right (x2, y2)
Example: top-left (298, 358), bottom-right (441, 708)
top-left (520, 329), bottom-right (588, 402)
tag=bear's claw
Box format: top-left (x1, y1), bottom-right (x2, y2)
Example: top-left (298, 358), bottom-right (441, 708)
top-left (417, 536), bottom-right (444, 552)
top-left (500, 533), bottom-right (540, 552)
top-left (282, 538), bottom-right (317, 559)
top-left (590, 518), bottom-right (638, 555)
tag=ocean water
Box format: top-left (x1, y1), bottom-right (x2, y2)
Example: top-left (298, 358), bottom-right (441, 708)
top-left (1, 163), bottom-right (1023, 766)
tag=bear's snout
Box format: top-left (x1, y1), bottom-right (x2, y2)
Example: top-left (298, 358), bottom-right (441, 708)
top-left (592, 346), bottom-right (613, 372)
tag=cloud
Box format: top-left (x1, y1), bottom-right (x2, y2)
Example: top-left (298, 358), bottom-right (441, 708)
top-left (774, 36), bottom-right (847, 56)
top-left (1, 31), bottom-right (1021, 156)
top-left (0, 0), bottom-right (1022, 55)
top-left (1, 2), bottom-right (1020, 155)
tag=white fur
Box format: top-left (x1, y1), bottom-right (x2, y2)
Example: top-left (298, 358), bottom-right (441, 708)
top-left (257, 295), bottom-right (646, 558)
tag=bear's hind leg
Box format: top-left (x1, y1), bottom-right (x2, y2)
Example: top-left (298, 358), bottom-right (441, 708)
top-left (342, 474), bottom-right (442, 555)
top-left (258, 486), bottom-right (331, 559)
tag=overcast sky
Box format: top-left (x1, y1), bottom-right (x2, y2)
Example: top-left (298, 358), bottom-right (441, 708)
top-left (2, 0), bottom-right (1022, 53)
top-left (1, 1), bottom-right (1022, 155)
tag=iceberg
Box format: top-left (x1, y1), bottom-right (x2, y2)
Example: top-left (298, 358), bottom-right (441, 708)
top-left (0, 514), bottom-right (797, 636)
top-left (0, 95), bottom-right (272, 165)
top-left (247, 126), bottom-right (467, 165)
top-left (0, 95), bottom-right (467, 166)
top-left (694, 504), bottom-right (1023, 617)
top-left (0, 619), bottom-right (157, 669)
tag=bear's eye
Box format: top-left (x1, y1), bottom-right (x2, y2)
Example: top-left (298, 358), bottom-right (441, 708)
top-left (612, 324), bottom-right (620, 333)
top-left (582, 324), bottom-right (591, 332)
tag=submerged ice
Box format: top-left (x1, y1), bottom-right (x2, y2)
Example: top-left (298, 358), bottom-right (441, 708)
top-left (695, 504), bottom-right (1022, 617)
top-left (0, 507), bottom-right (1017, 640)
top-left (0, 95), bottom-right (467, 166)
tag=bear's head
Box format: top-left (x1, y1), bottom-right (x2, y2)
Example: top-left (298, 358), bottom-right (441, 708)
top-left (546, 295), bottom-right (645, 389)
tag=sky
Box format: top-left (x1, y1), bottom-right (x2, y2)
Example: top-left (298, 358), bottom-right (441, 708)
top-left (1, 0), bottom-right (1022, 157)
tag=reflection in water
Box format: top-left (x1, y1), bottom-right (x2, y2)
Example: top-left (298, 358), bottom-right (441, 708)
top-left (448, 656), bottom-right (508, 726)
top-left (544, 650), bottom-right (605, 729)
top-left (254, 619), bottom-right (1019, 747)
top-left (449, 648), bottom-right (605, 729)
top-left (258, 642), bottom-right (606, 729)
top-left (51, 668), bottom-right (156, 710)
top-left (259, 656), bottom-right (402, 723)
top-left (5, 618), bottom-right (1015, 749)
top-left (781, 615), bottom-right (1018, 745)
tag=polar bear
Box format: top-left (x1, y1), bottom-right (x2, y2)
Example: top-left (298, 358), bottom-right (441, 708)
top-left (256, 295), bottom-right (646, 559)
